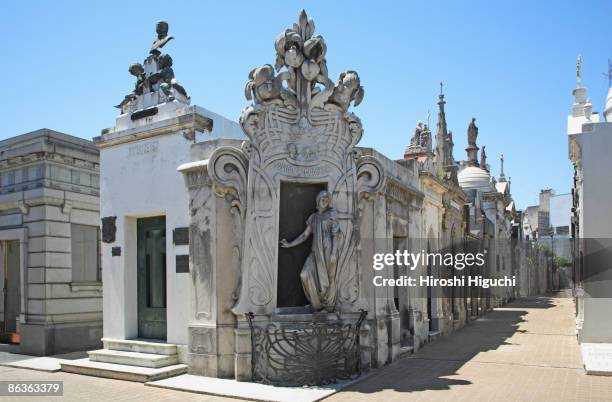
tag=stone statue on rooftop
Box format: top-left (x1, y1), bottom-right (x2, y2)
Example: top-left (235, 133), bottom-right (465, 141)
top-left (420, 124), bottom-right (431, 148)
top-left (115, 63), bottom-right (147, 109)
top-left (150, 21), bottom-right (174, 56)
top-left (467, 118), bottom-right (478, 147)
top-left (148, 54), bottom-right (188, 101)
top-left (410, 121), bottom-right (425, 148)
top-left (480, 145), bottom-right (487, 171)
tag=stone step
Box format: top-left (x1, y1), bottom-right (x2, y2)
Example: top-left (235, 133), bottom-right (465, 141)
top-left (399, 345), bottom-right (414, 357)
top-left (61, 358), bottom-right (187, 383)
top-left (88, 349), bottom-right (179, 368)
top-left (428, 330), bottom-right (442, 342)
top-left (102, 338), bottom-right (178, 355)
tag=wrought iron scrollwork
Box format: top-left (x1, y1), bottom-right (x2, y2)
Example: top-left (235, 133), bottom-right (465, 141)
top-left (245, 310), bottom-right (367, 386)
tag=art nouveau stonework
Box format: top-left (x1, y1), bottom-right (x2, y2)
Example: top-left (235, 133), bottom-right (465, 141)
top-left (227, 10), bottom-right (384, 316)
top-left (179, 10), bottom-right (397, 383)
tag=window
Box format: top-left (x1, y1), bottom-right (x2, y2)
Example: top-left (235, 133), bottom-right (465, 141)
top-left (71, 224), bottom-right (100, 282)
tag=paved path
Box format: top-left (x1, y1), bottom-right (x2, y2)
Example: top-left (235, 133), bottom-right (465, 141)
top-left (330, 294), bottom-right (612, 402)
top-left (1, 294), bottom-right (610, 401)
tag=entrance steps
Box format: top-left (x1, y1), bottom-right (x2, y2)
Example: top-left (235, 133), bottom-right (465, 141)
top-left (102, 338), bottom-right (178, 356)
top-left (60, 338), bottom-right (186, 382)
top-left (88, 349), bottom-right (178, 368)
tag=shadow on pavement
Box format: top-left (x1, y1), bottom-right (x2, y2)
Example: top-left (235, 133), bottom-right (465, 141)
top-left (338, 295), bottom-right (557, 395)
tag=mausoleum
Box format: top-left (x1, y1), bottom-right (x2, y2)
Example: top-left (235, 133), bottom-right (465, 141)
top-left (0, 129), bottom-right (102, 355)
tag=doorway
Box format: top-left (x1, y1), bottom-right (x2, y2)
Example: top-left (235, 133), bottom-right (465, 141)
top-left (1, 240), bottom-right (20, 343)
top-left (137, 216), bottom-right (167, 339)
top-left (277, 181), bottom-right (327, 308)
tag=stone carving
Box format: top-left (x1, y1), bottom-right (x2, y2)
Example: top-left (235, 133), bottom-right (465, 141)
top-left (272, 10), bottom-right (333, 112)
top-left (221, 10), bottom-right (381, 315)
top-left (207, 145), bottom-right (249, 304)
top-left (356, 154), bottom-right (385, 197)
top-left (117, 21), bottom-right (189, 112)
top-left (115, 63), bottom-right (147, 109)
top-left (208, 146), bottom-right (249, 219)
top-left (327, 71), bottom-right (364, 112)
top-left (148, 54), bottom-right (188, 102)
top-left (410, 121), bottom-right (425, 148)
top-left (420, 125), bottom-right (431, 148)
top-left (245, 65), bottom-right (283, 105)
top-left (406, 121), bottom-right (432, 156)
top-left (467, 118), bottom-right (478, 147)
top-left (280, 190), bottom-right (341, 311)
top-left (151, 20), bottom-right (174, 56)
top-left (480, 145), bottom-right (487, 171)
top-left (466, 118), bottom-right (480, 167)
top-left (446, 131), bottom-right (454, 161)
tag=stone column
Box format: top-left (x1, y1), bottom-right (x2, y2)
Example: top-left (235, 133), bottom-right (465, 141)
top-left (180, 161), bottom-right (242, 378)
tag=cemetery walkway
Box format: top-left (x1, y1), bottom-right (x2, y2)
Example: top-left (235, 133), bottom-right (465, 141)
top-left (1, 293), bottom-right (611, 401)
top-left (331, 292), bottom-right (612, 402)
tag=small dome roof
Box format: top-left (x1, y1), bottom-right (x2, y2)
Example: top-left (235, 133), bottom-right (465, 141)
top-left (458, 166), bottom-right (492, 191)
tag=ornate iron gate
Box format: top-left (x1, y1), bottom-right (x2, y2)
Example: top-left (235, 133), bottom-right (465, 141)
top-left (246, 310), bottom-right (367, 386)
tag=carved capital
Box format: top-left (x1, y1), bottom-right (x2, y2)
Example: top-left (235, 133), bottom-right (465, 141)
top-left (184, 167), bottom-right (211, 189)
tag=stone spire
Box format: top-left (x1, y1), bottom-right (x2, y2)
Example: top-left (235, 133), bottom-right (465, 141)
top-left (435, 81), bottom-right (450, 167)
top-left (466, 118), bottom-right (479, 167)
top-left (498, 153), bottom-right (506, 182)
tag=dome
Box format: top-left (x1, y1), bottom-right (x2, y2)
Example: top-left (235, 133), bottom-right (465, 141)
top-left (458, 166), bottom-right (492, 191)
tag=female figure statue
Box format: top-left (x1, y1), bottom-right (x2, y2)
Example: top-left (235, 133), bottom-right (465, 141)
top-left (280, 190), bottom-right (340, 311)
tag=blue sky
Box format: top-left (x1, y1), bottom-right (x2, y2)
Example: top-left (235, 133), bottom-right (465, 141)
top-left (2, 1), bottom-right (611, 208)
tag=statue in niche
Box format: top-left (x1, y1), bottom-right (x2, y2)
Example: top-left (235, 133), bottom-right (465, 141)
top-left (148, 54), bottom-right (188, 101)
top-left (115, 63), bottom-right (147, 109)
top-left (326, 71), bottom-right (364, 111)
top-left (279, 190), bottom-right (341, 311)
top-left (467, 117), bottom-right (478, 147)
top-left (150, 21), bottom-right (174, 56)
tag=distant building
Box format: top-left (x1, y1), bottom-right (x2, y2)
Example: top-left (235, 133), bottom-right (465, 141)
top-left (522, 205), bottom-right (539, 240)
top-left (0, 129), bottom-right (101, 355)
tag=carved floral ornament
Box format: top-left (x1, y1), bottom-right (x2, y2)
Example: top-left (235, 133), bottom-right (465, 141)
top-left (241, 10), bottom-right (365, 132)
